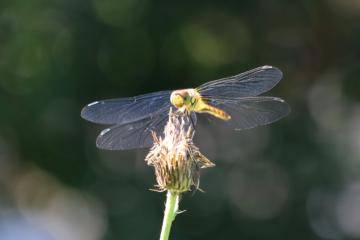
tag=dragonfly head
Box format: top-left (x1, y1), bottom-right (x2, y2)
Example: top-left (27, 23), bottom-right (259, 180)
top-left (170, 90), bottom-right (187, 109)
top-left (171, 89), bottom-right (201, 110)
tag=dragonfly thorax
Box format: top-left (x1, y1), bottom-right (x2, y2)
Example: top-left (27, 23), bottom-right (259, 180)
top-left (170, 88), bottom-right (200, 111)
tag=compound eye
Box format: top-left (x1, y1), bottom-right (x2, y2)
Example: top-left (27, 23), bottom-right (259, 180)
top-left (171, 94), bottom-right (184, 108)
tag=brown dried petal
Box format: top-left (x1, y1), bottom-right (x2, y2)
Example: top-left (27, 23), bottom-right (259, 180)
top-left (145, 109), bottom-right (214, 193)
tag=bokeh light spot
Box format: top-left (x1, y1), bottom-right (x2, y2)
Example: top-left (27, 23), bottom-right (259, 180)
top-left (228, 161), bottom-right (289, 219)
top-left (336, 182), bottom-right (360, 238)
top-left (181, 13), bottom-right (251, 68)
top-left (92, 0), bottom-right (147, 27)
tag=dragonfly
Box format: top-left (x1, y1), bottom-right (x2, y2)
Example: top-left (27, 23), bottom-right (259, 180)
top-left (81, 65), bottom-right (290, 150)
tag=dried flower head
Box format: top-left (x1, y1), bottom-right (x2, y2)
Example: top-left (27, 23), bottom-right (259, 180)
top-left (145, 109), bottom-right (214, 194)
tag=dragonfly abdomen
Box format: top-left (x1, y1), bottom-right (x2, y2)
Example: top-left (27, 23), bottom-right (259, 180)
top-left (195, 101), bottom-right (231, 121)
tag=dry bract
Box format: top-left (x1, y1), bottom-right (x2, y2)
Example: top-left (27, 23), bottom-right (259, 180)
top-left (145, 110), bottom-right (214, 194)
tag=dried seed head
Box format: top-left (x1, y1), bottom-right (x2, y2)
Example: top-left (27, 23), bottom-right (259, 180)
top-left (145, 109), bottom-right (214, 194)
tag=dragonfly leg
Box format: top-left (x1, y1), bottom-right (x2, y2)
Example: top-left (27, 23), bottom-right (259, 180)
top-left (189, 113), bottom-right (196, 129)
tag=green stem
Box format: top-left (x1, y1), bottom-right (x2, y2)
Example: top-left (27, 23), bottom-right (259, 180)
top-left (160, 191), bottom-right (179, 240)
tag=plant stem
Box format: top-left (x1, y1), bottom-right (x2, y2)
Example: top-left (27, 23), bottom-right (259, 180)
top-left (160, 191), bottom-right (179, 240)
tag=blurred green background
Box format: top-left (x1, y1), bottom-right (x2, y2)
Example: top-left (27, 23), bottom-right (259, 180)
top-left (1, 0), bottom-right (360, 239)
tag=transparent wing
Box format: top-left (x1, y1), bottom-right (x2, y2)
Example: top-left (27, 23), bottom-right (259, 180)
top-left (96, 109), bottom-right (197, 150)
top-left (96, 111), bottom-right (169, 150)
top-left (197, 66), bottom-right (283, 98)
top-left (81, 90), bottom-right (171, 125)
top-left (207, 96), bottom-right (290, 130)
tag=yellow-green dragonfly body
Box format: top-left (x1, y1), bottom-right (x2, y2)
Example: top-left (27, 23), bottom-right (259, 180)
top-left (81, 66), bottom-right (290, 150)
top-left (170, 88), bottom-right (231, 121)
